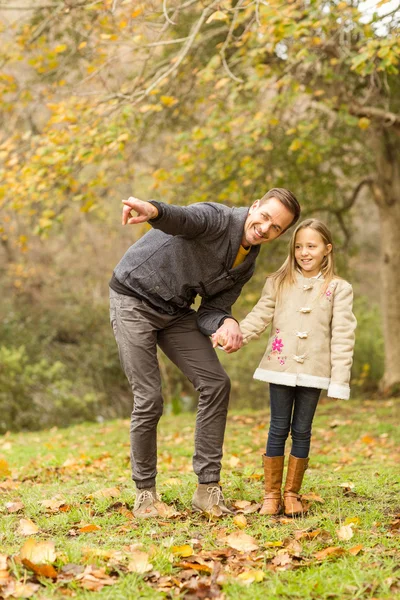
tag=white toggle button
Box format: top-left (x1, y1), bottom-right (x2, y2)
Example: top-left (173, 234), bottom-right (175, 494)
top-left (299, 307), bottom-right (311, 313)
top-left (296, 332), bottom-right (308, 339)
top-left (293, 354), bottom-right (305, 363)
top-left (303, 284), bottom-right (314, 291)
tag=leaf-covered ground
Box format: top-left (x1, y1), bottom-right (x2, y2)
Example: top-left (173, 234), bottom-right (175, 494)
top-left (0, 397), bottom-right (399, 599)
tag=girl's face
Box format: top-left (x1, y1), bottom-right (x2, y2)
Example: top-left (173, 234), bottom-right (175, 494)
top-left (294, 228), bottom-right (332, 278)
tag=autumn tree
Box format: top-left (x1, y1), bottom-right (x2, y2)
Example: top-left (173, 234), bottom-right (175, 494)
top-left (0, 0), bottom-right (399, 392)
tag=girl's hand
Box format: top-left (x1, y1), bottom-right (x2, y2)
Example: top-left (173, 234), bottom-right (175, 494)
top-left (212, 320), bottom-right (243, 353)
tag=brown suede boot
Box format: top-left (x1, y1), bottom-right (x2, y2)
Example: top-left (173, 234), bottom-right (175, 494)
top-left (259, 455), bottom-right (284, 516)
top-left (283, 455), bottom-right (309, 517)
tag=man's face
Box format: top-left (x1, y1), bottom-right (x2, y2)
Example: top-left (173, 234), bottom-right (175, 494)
top-left (242, 197), bottom-right (294, 247)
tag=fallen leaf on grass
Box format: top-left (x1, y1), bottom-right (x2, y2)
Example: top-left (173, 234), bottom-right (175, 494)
top-left (232, 500), bottom-right (261, 514)
top-left (78, 524), bottom-right (101, 533)
top-left (0, 554), bottom-right (10, 585)
top-left (233, 515), bottom-right (247, 529)
top-left (75, 565), bottom-right (116, 591)
top-left (153, 501), bottom-right (181, 518)
top-left (20, 539), bottom-right (56, 564)
top-left (237, 569), bottom-right (264, 584)
top-left (348, 544), bottom-right (363, 555)
top-left (337, 524), bottom-right (354, 541)
top-left (40, 498), bottom-right (67, 512)
top-left (176, 558), bottom-right (214, 573)
top-left (87, 487), bottom-right (121, 500)
top-left (180, 575), bottom-right (223, 599)
top-left (0, 459), bottom-right (11, 478)
top-left (264, 541), bottom-right (284, 547)
top-left (271, 551), bottom-right (292, 568)
top-left (171, 545), bottom-right (194, 558)
top-left (344, 516), bottom-right (361, 526)
top-left (18, 519), bottom-right (39, 536)
top-left (314, 546), bottom-right (346, 560)
top-left (22, 558), bottom-right (58, 579)
top-left (226, 532), bottom-right (259, 552)
top-left (301, 492), bottom-right (324, 503)
top-left (295, 529), bottom-right (331, 541)
top-left (127, 551), bottom-right (153, 574)
top-left (285, 540), bottom-right (303, 557)
top-left (0, 580), bottom-right (40, 598)
top-left (232, 500), bottom-right (251, 510)
top-left (0, 480), bottom-right (20, 492)
top-left (5, 501), bottom-right (24, 513)
top-left (389, 518), bottom-right (400, 532)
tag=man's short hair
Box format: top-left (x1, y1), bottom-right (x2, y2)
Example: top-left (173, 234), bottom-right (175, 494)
top-left (259, 188), bottom-right (300, 228)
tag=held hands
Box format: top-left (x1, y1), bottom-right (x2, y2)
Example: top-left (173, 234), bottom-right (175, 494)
top-left (122, 197), bottom-right (158, 225)
top-left (212, 319), bottom-right (243, 353)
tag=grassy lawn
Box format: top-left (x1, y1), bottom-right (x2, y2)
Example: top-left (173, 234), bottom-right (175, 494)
top-left (0, 397), bottom-right (399, 599)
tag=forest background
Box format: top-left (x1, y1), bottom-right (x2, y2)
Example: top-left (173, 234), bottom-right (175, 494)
top-left (0, 0), bottom-right (399, 433)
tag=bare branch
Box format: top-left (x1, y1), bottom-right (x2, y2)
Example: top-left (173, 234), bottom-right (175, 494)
top-left (0, 4), bottom-right (59, 8)
top-left (349, 104), bottom-right (400, 128)
top-left (111, 0), bottom-right (118, 13)
top-left (341, 177), bottom-right (375, 211)
top-left (220, 0), bottom-right (246, 84)
top-left (131, 0), bottom-right (221, 103)
top-left (163, 0), bottom-right (176, 25)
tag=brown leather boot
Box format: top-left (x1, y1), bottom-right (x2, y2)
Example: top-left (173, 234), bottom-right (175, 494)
top-left (283, 455), bottom-right (309, 517)
top-left (259, 455), bottom-right (284, 516)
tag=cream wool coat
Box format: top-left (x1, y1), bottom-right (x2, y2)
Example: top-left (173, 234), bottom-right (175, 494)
top-left (240, 272), bottom-right (357, 400)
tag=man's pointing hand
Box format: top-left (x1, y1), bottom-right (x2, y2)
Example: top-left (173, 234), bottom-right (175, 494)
top-left (122, 197), bottom-right (158, 225)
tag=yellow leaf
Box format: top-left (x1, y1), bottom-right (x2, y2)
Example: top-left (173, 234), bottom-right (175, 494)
top-left (19, 519), bottom-right (39, 536)
top-left (54, 44), bottom-right (67, 53)
top-left (289, 139), bottom-right (302, 152)
top-left (131, 8), bottom-right (143, 18)
top-left (20, 539), bottom-right (56, 564)
top-left (233, 514), bottom-right (247, 529)
top-left (78, 42), bottom-right (87, 50)
top-left (0, 459), bottom-right (11, 477)
top-left (358, 118), bottom-right (370, 130)
top-left (344, 516), bottom-right (360, 526)
top-left (171, 545), bottom-right (193, 557)
top-left (160, 95), bottom-right (178, 107)
top-left (237, 569), bottom-right (264, 584)
top-left (206, 10), bottom-right (228, 24)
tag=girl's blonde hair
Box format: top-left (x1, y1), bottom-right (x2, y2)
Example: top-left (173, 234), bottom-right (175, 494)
top-left (270, 219), bottom-right (337, 297)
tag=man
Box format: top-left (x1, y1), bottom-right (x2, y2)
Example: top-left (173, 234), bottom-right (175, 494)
top-left (109, 188), bottom-right (300, 517)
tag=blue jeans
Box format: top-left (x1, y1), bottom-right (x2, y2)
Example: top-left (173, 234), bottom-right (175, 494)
top-left (266, 384), bottom-right (321, 459)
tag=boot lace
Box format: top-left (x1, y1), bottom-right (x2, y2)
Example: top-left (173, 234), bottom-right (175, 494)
top-left (135, 489), bottom-right (159, 508)
top-left (206, 485), bottom-right (224, 509)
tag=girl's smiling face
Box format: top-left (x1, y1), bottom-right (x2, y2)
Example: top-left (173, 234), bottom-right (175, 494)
top-left (294, 228), bottom-right (332, 278)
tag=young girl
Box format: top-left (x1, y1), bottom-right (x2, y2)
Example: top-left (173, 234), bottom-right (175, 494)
top-left (237, 219), bottom-right (356, 517)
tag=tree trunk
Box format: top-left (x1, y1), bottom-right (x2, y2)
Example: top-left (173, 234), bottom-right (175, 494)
top-left (372, 129), bottom-right (400, 394)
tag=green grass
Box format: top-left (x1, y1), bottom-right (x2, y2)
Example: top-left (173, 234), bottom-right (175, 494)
top-left (0, 397), bottom-right (399, 599)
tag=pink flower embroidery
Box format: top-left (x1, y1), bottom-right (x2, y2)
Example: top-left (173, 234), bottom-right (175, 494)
top-left (326, 290), bottom-right (332, 297)
top-left (272, 337), bottom-right (284, 353)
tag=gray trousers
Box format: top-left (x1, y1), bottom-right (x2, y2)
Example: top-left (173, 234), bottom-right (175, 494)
top-left (109, 289), bottom-right (231, 489)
